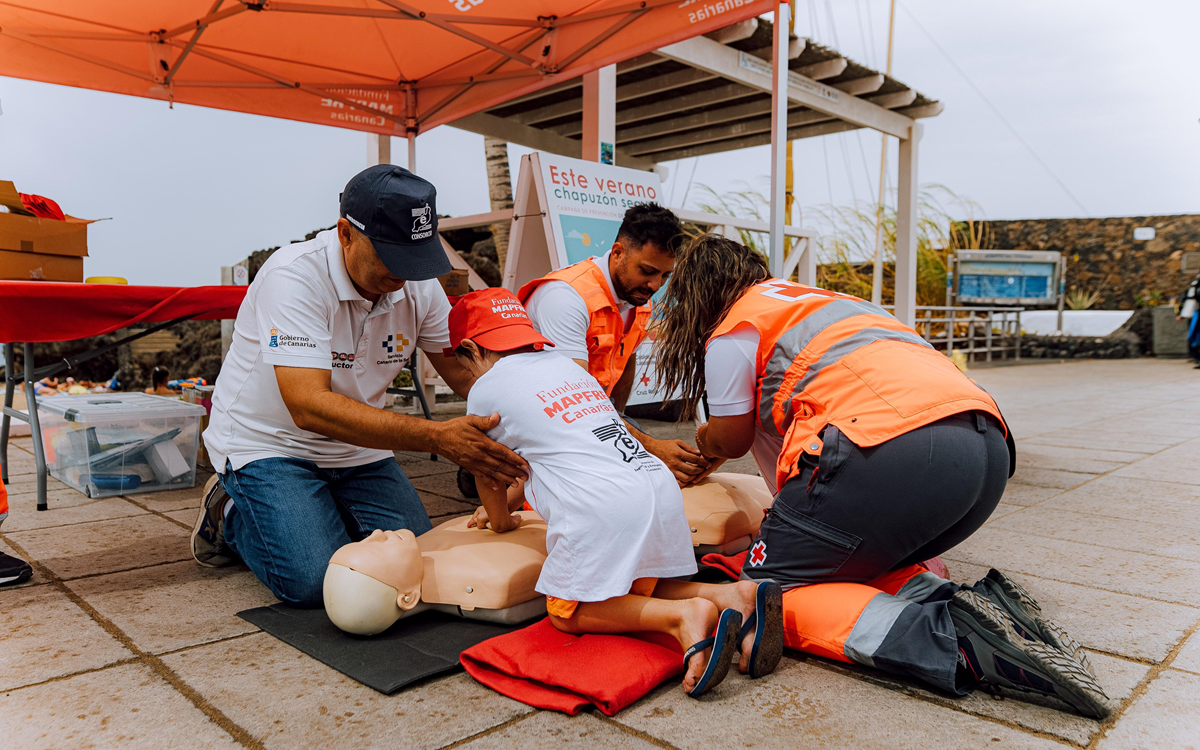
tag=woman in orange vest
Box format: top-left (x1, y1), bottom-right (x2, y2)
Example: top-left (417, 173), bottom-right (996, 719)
top-left (653, 235), bottom-right (1109, 718)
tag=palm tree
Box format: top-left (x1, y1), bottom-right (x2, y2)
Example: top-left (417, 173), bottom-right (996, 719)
top-left (484, 137), bottom-right (513, 271)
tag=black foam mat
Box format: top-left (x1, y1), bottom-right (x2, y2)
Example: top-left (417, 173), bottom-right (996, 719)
top-left (237, 604), bottom-right (521, 694)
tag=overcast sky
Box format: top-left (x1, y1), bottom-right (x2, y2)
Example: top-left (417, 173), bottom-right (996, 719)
top-left (2, 0), bottom-right (1197, 286)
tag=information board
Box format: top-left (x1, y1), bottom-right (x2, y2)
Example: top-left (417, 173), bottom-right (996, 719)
top-left (954, 250), bottom-right (1062, 306)
top-left (503, 152), bottom-right (675, 406)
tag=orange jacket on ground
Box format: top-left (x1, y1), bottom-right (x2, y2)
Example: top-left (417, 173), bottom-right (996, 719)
top-left (0, 460), bottom-right (7, 518)
top-left (710, 279), bottom-right (1005, 490)
top-left (518, 259), bottom-right (650, 394)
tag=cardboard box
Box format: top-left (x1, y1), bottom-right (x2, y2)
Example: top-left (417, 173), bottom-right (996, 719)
top-left (0, 249), bottom-right (83, 281)
top-left (438, 268), bottom-right (470, 296)
top-left (0, 212), bottom-right (90, 257)
top-left (0, 180), bottom-right (92, 260)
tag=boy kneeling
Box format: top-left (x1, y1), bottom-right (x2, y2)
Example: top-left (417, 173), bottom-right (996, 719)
top-left (448, 289), bottom-right (783, 697)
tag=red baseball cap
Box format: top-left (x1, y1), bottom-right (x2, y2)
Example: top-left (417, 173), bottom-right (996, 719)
top-left (443, 288), bottom-right (553, 357)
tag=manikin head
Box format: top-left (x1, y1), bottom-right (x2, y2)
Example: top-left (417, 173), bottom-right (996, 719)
top-left (608, 202), bottom-right (684, 307)
top-left (323, 529), bottom-right (423, 635)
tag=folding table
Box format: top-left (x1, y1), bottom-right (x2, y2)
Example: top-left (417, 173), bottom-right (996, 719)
top-left (0, 281), bottom-right (246, 510)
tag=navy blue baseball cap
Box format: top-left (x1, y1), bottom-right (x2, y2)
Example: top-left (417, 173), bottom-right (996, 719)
top-left (339, 165), bottom-right (452, 281)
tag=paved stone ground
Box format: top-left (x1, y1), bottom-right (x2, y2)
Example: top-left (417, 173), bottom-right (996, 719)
top-left (2, 358), bottom-right (1199, 749)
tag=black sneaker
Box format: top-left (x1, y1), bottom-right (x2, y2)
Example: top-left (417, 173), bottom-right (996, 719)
top-left (950, 590), bottom-right (1110, 719)
top-left (191, 474), bottom-right (237, 568)
top-left (0, 551), bottom-right (33, 586)
top-left (975, 568), bottom-right (1095, 678)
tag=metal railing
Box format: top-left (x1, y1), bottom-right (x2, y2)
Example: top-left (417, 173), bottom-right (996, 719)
top-left (886, 306), bottom-right (1025, 362)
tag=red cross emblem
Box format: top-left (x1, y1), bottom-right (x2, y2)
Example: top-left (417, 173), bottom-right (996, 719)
top-left (639, 374), bottom-right (651, 386)
top-left (748, 540), bottom-right (767, 567)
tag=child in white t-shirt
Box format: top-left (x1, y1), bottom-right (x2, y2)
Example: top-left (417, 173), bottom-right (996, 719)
top-left (446, 289), bottom-right (783, 697)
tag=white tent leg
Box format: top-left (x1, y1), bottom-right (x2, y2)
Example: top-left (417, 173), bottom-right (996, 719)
top-left (407, 131), bottom-right (417, 173)
top-left (581, 65), bottom-right (616, 163)
top-left (768, 0), bottom-right (790, 278)
top-left (367, 134), bottom-right (391, 167)
top-left (894, 122), bottom-right (923, 327)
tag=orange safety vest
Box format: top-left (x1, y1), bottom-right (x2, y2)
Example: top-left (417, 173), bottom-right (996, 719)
top-left (710, 279), bottom-right (1006, 490)
top-left (518, 258), bottom-right (651, 394)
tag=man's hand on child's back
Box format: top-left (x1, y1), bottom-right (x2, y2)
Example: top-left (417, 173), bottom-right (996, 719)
top-left (432, 413), bottom-right (529, 491)
top-left (467, 505), bottom-right (522, 533)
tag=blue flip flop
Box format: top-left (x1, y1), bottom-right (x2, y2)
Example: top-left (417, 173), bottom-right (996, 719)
top-left (684, 608), bottom-right (743, 698)
top-left (739, 580), bottom-right (784, 679)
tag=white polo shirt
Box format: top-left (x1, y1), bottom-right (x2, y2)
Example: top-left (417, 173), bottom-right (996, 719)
top-left (204, 229), bottom-right (451, 472)
top-left (524, 251), bottom-right (638, 362)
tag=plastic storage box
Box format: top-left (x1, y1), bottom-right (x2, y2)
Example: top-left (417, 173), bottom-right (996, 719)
top-left (37, 393), bottom-right (207, 498)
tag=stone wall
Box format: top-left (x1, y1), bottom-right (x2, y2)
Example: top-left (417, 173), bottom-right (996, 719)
top-left (977, 214), bottom-right (1200, 309)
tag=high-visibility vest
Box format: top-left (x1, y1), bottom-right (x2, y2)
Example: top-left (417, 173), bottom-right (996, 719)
top-left (518, 259), bottom-right (651, 394)
top-left (710, 279), bottom-right (1006, 490)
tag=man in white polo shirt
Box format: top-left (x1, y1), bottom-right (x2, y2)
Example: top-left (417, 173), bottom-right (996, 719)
top-left (192, 165), bottom-right (527, 607)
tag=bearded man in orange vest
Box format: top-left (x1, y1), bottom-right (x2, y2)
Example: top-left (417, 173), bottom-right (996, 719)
top-left (518, 203), bottom-right (709, 486)
top-left (652, 234), bottom-right (1110, 719)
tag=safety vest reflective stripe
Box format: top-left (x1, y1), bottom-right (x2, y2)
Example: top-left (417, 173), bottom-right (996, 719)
top-left (711, 279), bottom-right (1004, 488)
top-left (517, 259), bottom-right (650, 394)
top-left (758, 296), bottom-right (909, 437)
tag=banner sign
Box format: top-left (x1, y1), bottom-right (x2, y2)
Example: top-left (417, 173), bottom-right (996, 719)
top-left (504, 152), bottom-right (673, 407)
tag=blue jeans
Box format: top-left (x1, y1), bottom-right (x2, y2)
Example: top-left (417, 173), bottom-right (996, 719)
top-left (221, 456), bottom-right (432, 607)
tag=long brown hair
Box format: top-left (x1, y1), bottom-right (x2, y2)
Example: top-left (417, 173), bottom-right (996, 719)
top-left (654, 234), bottom-right (769, 420)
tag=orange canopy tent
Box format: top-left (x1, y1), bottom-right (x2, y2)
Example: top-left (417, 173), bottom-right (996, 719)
top-left (0, 0), bottom-right (772, 139)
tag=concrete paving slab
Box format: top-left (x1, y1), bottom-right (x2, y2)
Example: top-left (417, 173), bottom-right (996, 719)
top-left (126, 484), bottom-right (207, 513)
top-left (410, 471), bottom-right (471, 500)
top-left (419, 491), bottom-right (477, 519)
top-left (949, 562), bottom-right (1200, 664)
top-left (66, 560), bottom-right (276, 655)
top-left (1020, 432), bottom-right (1174, 453)
top-left (826, 650), bottom-right (1147, 746)
top-left (944, 526), bottom-right (1200, 608)
top-left (0, 584), bottom-right (132, 691)
top-left (1, 489), bottom-right (144, 532)
top-left (7, 514), bottom-right (190, 580)
top-left (395, 452), bottom-right (459, 478)
top-left (1015, 451), bottom-right (1129, 475)
top-left (161, 633), bottom-right (533, 750)
top-left (999, 483), bottom-right (1064, 507)
top-left (615, 657), bottom-right (1067, 749)
top-left (0, 474), bottom-right (74, 496)
top-left (0, 663), bottom-right (241, 750)
top-left (986, 503), bottom-right (1025, 521)
top-left (988, 506), bottom-right (1200, 563)
top-left (1168, 629), bottom-right (1200, 675)
top-left (1007, 467), bottom-right (1096, 490)
top-left (1039, 475), bottom-right (1200, 531)
top-left (1, 451), bottom-right (38, 475)
top-left (164, 509), bottom-right (199, 527)
top-left (1016, 443), bottom-right (1149, 464)
top-left (459, 712), bottom-right (658, 749)
top-left (1096, 670), bottom-right (1200, 749)
top-left (1113, 438), bottom-right (1200, 485)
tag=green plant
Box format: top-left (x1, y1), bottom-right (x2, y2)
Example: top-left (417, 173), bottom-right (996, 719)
top-left (693, 182), bottom-right (985, 306)
top-left (1065, 288), bottom-right (1102, 310)
top-left (1134, 290), bottom-right (1164, 308)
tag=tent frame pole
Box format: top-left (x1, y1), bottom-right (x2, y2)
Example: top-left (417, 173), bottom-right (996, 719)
top-left (768, 0), bottom-right (790, 279)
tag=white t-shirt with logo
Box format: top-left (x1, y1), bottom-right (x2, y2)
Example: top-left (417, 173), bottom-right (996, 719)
top-left (706, 327), bottom-right (782, 493)
top-left (205, 229), bottom-right (451, 472)
top-left (524, 252), bottom-right (638, 362)
top-left (467, 351), bottom-right (696, 602)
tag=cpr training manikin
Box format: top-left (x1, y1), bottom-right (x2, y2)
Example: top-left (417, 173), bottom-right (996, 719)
top-left (323, 474), bottom-right (774, 635)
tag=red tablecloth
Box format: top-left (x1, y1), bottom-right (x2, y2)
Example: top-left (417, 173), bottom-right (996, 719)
top-left (0, 281), bottom-right (247, 343)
